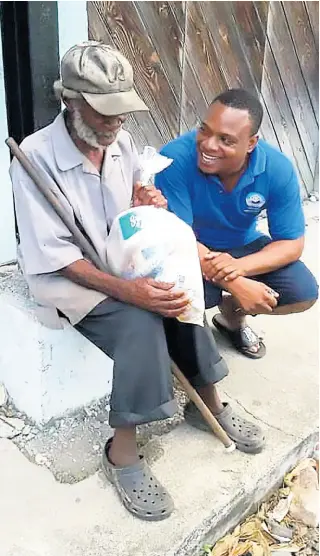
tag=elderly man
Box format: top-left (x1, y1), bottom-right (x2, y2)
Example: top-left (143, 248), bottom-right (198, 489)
top-left (156, 89), bottom-right (318, 359)
top-left (10, 44), bottom-right (265, 522)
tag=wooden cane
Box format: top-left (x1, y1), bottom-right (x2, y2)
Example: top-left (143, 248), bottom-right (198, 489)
top-left (172, 364), bottom-right (235, 452)
top-left (6, 137), bottom-right (236, 453)
top-left (6, 138), bottom-right (108, 273)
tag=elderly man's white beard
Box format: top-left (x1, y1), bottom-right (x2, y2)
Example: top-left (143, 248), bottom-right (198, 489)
top-left (71, 108), bottom-right (119, 149)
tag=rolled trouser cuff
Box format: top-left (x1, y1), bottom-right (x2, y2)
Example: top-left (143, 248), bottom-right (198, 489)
top-left (189, 355), bottom-right (229, 389)
top-left (109, 398), bottom-right (178, 428)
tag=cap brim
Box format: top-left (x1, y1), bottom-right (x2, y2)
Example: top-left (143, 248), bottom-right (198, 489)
top-left (82, 89), bottom-right (149, 116)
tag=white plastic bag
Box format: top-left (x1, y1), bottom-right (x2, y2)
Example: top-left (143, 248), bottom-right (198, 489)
top-left (107, 206), bottom-right (205, 326)
top-left (139, 146), bottom-right (173, 185)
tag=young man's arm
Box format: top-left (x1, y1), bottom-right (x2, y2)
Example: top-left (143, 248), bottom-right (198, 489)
top-left (202, 164), bottom-right (305, 283)
top-left (155, 142), bottom-right (194, 227)
top-left (202, 237), bottom-right (304, 283)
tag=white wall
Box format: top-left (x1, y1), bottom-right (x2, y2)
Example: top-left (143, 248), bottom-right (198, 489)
top-left (0, 39), bottom-right (17, 265)
top-left (58, 1), bottom-right (88, 56)
top-left (0, 2), bottom-right (88, 266)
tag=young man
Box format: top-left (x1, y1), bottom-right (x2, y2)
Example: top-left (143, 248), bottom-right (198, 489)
top-left (156, 89), bottom-right (318, 359)
top-left (10, 45), bottom-right (265, 522)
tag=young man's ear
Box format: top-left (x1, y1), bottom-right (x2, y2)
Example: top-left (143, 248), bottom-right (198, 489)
top-left (247, 135), bottom-right (259, 154)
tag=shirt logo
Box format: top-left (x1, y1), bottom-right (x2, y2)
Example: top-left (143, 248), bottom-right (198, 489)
top-left (245, 192), bottom-right (266, 210)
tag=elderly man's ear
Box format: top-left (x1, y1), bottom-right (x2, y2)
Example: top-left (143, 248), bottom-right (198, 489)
top-left (132, 182), bottom-right (168, 209)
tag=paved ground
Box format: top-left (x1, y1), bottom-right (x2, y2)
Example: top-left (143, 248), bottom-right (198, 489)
top-left (0, 203), bottom-right (318, 556)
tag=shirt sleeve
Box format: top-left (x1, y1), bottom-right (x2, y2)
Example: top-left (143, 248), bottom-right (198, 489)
top-left (155, 149), bottom-right (193, 226)
top-left (267, 165), bottom-right (305, 241)
top-left (128, 134), bottom-right (142, 184)
top-left (10, 156), bottom-right (83, 275)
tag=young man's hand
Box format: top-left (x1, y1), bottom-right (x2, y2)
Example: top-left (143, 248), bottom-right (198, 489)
top-left (132, 182), bottom-right (167, 209)
top-left (227, 277), bottom-right (279, 314)
top-left (120, 277), bottom-right (190, 318)
top-left (202, 251), bottom-right (245, 282)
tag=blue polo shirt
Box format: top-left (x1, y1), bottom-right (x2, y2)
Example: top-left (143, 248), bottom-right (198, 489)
top-left (155, 130), bottom-right (305, 250)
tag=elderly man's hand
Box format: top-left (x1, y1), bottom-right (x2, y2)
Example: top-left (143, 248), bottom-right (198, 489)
top-left (132, 182), bottom-right (168, 209)
top-left (121, 277), bottom-right (190, 318)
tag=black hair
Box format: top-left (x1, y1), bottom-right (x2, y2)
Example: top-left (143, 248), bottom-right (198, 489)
top-left (212, 88), bottom-right (263, 135)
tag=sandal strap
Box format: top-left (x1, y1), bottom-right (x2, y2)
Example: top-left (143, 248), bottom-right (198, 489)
top-left (239, 325), bottom-right (260, 348)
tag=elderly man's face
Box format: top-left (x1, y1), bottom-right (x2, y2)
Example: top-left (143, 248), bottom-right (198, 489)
top-left (196, 102), bottom-right (258, 177)
top-left (68, 99), bottom-right (126, 148)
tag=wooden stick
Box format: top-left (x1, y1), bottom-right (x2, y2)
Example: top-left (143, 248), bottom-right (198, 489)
top-left (172, 363), bottom-right (235, 451)
top-left (6, 137), bottom-right (108, 273)
top-left (6, 136), bottom-right (235, 452)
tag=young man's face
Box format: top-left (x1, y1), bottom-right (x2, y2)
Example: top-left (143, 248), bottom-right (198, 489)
top-left (196, 101), bottom-right (258, 176)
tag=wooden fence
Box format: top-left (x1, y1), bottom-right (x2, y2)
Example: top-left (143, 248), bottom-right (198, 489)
top-left (87, 1), bottom-right (319, 197)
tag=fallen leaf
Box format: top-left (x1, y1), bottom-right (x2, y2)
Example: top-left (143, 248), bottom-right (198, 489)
top-left (270, 543), bottom-right (303, 553)
top-left (211, 534), bottom-right (235, 556)
top-left (268, 494), bottom-right (293, 522)
top-left (250, 542), bottom-right (266, 556)
top-left (285, 459), bottom-right (316, 486)
top-left (231, 540), bottom-right (254, 556)
top-left (278, 487), bottom-right (290, 498)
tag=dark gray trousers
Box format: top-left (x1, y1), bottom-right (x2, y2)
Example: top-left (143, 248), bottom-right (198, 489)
top-left (75, 298), bottom-right (228, 428)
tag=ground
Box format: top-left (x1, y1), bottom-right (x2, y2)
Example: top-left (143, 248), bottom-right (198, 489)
top-left (0, 202), bottom-right (318, 556)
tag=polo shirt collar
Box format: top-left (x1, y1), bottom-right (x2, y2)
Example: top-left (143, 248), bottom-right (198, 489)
top-left (52, 112), bottom-right (84, 171)
top-left (240, 139), bottom-right (266, 187)
top-left (107, 137), bottom-right (122, 157)
top-left (249, 139), bottom-right (266, 176)
top-left (243, 141), bottom-right (266, 183)
top-left (52, 111), bottom-right (122, 172)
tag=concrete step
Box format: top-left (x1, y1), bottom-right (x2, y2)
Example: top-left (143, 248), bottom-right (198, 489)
top-left (0, 203), bottom-right (318, 556)
top-left (0, 293), bottom-right (318, 556)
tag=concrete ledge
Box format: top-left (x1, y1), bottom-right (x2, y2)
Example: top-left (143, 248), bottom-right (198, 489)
top-left (0, 267), bottom-right (113, 423)
top-left (0, 204), bottom-right (318, 555)
top-left (0, 403), bottom-right (318, 556)
top-left (0, 201), bottom-right (317, 425)
top-left (174, 431), bottom-right (318, 556)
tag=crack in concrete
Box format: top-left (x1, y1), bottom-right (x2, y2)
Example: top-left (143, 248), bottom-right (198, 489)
top-left (222, 391), bottom-right (299, 440)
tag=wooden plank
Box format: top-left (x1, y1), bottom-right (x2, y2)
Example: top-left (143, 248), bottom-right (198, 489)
top-left (89, 1), bottom-right (181, 144)
top-left (231, 1), bottom-right (267, 90)
top-left (123, 113), bottom-right (164, 152)
top-left (180, 56), bottom-right (208, 133)
top-left (254, 0), bottom-right (270, 28)
top-left (282, 1), bottom-right (319, 123)
top-left (305, 1), bottom-right (319, 46)
top-left (170, 0), bottom-right (186, 32)
top-left (262, 42), bottom-right (313, 196)
top-left (183, 2), bottom-right (226, 104)
top-left (199, 1), bottom-right (258, 92)
top-left (266, 2), bottom-right (318, 174)
top-left (230, 2), bottom-right (279, 148)
top-left (179, 1), bottom-right (227, 134)
top-left (87, 1), bottom-right (164, 150)
top-left (313, 153), bottom-right (319, 193)
top-left (134, 2), bottom-right (185, 125)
